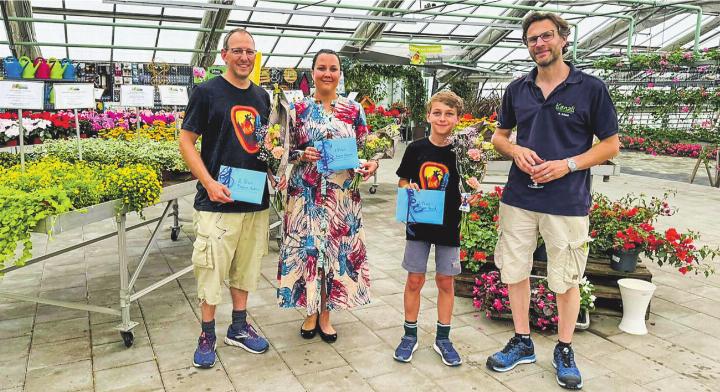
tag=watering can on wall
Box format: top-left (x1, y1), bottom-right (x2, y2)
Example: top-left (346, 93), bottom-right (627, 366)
top-left (62, 59), bottom-right (76, 80)
top-left (49, 57), bottom-right (67, 79)
top-left (3, 57), bottom-right (23, 78)
top-left (34, 57), bottom-right (51, 79)
top-left (19, 56), bottom-right (38, 79)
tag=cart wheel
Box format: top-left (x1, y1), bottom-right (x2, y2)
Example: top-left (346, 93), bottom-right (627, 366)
top-left (121, 331), bottom-right (134, 347)
top-left (170, 227), bottom-right (180, 241)
top-left (369, 186), bottom-right (377, 194)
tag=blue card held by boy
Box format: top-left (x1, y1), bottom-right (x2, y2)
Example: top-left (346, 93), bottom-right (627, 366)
top-left (395, 188), bottom-right (445, 225)
top-left (217, 165), bottom-right (266, 204)
top-left (314, 137), bottom-right (360, 174)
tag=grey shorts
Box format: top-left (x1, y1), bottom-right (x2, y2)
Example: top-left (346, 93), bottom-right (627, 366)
top-left (402, 240), bottom-right (461, 276)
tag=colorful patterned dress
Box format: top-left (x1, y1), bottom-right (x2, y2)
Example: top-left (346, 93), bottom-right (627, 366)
top-left (277, 96), bottom-right (371, 315)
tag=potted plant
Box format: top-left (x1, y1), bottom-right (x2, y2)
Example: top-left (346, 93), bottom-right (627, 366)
top-left (459, 187), bottom-right (502, 274)
top-left (590, 192), bottom-right (719, 276)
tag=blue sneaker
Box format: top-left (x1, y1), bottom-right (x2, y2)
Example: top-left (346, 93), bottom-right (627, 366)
top-left (393, 335), bottom-right (419, 362)
top-left (192, 332), bottom-right (217, 368)
top-left (486, 336), bottom-right (536, 372)
top-left (433, 339), bottom-right (462, 366)
top-left (224, 323), bottom-right (269, 354)
top-left (553, 345), bottom-right (583, 390)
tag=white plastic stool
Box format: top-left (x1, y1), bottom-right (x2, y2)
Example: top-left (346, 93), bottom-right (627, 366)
top-left (618, 278), bottom-right (656, 335)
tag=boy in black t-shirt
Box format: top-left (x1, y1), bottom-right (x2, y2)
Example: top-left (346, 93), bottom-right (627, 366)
top-left (393, 91), bottom-right (463, 367)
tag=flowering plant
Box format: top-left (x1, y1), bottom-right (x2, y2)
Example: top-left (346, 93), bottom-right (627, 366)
top-left (256, 123), bottom-right (285, 175)
top-left (590, 192), bottom-right (718, 276)
top-left (99, 120), bottom-right (178, 141)
top-left (473, 271), bottom-right (596, 331)
top-left (459, 187), bottom-right (502, 273)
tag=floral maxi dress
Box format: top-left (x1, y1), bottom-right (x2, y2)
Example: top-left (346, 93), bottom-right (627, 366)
top-left (277, 96), bottom-right (371, 315)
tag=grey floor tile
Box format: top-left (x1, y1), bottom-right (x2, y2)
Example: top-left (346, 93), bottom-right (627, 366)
top-left (28, 337), bottom-right (91, 371)
top-left (94, 361), bottom-right (163, 392)
top-left (31, 317), bottom-right (89, 344)
top-left (24, 359), bottom-right (93, 392)
top-left (366, 366), bottom-right (439, 392)
top-left (161, 366), bottom-right (234, 392)
top-left (277, 340), bottom-right (348, 376)
top-left (92, 335), bottom-right (156, 371)
top-left (297, 365), bottom-right (374, 392)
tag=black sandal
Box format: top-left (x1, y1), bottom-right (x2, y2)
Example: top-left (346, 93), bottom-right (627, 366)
top-left (300, 315), bottom-right (318, 339)
top-left (317, 322), bottom-right (337, 343)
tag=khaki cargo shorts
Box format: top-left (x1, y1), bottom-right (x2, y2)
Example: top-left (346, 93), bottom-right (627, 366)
top-left (191, 209), bottom-right (269, 305)
top-left (494, 202), bottom-right (591, 294)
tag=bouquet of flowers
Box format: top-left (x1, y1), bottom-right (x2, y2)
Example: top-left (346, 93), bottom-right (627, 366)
top-left (256, 123), bottom-right (285, 174)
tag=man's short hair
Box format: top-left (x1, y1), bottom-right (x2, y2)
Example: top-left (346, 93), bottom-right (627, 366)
top-left (222, 28), bottom-right (255, 49)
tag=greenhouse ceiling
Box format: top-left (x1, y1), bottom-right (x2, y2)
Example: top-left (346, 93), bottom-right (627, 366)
top-left (2, 0), bottom-right (720, 80)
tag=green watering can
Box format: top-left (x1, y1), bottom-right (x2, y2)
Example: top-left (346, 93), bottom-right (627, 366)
top-left (19, 56), bottom-right (38, 79)
top-left (48, 57), bottom-right (67, 80)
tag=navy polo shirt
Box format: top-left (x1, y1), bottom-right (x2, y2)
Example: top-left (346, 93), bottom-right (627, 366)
top-left (498, 62), bottom-right (618, 216)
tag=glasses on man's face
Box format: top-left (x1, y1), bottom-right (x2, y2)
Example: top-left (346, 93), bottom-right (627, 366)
top-left (226, 47), bottom-right (257, 57)
top-left (525, 30), bottom-right (555, 47)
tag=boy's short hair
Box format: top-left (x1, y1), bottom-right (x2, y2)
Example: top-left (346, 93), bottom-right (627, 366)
top-left (426, 90), bottom-right (464, 115)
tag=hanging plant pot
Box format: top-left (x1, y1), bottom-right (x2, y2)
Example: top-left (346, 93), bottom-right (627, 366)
top-left (533, 243), bottom-right (547, 262)
top-left (610, 248), bottom-right (641, 273)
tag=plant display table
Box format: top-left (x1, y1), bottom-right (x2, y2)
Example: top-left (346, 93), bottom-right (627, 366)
top-left (0, 180), bottom-right (197, 347)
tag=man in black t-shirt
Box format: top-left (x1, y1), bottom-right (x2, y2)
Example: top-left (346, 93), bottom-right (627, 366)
top-left (393, 90), bottom-right (463, 367)
top-left (486, 13), bottom-right (620, 390)
top-left (179, 28), bottom-right (285, 369)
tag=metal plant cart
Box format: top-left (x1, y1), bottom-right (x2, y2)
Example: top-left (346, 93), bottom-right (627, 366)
top-left (0, 180), bottom-right (197, 347)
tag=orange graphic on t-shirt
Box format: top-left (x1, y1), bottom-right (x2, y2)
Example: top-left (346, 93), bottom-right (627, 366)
top-left (419, 162), bottom-right (449, 190)
top-left (230, 105), bottom-right (260, 154)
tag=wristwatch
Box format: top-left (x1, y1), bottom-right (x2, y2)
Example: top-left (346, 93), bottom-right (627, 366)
top-left (566, 158), bottom-right (578, 173)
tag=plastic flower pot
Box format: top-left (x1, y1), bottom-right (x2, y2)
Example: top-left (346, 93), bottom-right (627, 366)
top-left (5, 139), bottom-right (19, 147)
top-left (32, 136), bottom-right (43, 144)
top-left (575, 308), bottom-right (590, 330)
top-left (618, 278), bottom-right (656, 335)
top-left (610, 248), bottom-right (641, 272)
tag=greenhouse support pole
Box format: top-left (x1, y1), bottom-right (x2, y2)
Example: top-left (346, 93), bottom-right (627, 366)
top-left (174, 106), bottom-right (179, 139)
top-left (74, 108), bottom-right (82, 161)
top-left (18, 109), bottom-right (25, 171)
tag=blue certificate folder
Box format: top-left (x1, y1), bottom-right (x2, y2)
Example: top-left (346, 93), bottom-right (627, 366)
top-left (395, 188), bottom-right (445, 225)
top-left (217, 165), bottom-right (266, 204)
top-left (313, 137), bottom-right (360, 173)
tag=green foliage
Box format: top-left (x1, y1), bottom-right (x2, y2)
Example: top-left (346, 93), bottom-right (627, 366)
top-left (343, 61), bottom-right (427, 124)
top-left (593, 48), bottom-right (719, 71)
top-left (0, 158), bottom-right (161, 273)
top-left (33, 138), bottom-right (189, 175)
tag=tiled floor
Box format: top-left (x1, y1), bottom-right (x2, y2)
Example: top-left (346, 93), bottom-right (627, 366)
top-left (1, 146), bottom-right (719, 391)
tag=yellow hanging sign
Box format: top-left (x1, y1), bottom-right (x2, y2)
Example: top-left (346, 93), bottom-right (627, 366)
top-left (409, 44), bottom-right (443, 65)
top-left (249, 51), bottom-right (263, 85)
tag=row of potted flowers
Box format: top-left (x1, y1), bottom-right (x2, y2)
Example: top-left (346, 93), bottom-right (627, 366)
top-left (593, 48), bottom-right (720, 71)
top-left (0, 110), bottom-right (183, 146)
top-left (620, 135), bottom-right (719, 160)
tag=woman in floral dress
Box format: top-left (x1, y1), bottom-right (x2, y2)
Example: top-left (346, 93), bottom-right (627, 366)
top-left (277, 50), bottom-right (378, 342)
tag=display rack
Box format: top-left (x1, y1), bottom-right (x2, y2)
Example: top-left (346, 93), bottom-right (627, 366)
top-left (0, 180), bottom-right (196, 347)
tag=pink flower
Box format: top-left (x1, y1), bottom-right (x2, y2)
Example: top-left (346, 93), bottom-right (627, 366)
top-left (644, 69), bottom-right (654, 75)
top-left (672, 77), bottom-right (679, 83)
top-left (659, 59), bottom-right (669, 67)
top-left (271, 146), bottom-right (285, 159)
top-left (634, 97), bottom-right (641, 105)
top-left (683, 52), bottom-right (693, 60)
top-left (537, 300), bottom-right (545, 309)
top-left (492, 298), bottom-right (504, 311)
top-left (468, 148), bottom-right (482, 161)
top-left (681, 105), bottom-right (690, 113)
top-left (647, 82), bottom-right (654, 88)
top-left (466, 176), bottom-right (481, 190)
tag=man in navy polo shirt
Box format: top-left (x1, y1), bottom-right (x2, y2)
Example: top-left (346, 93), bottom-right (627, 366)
top-left (485, 12), bottom-right (620, 390)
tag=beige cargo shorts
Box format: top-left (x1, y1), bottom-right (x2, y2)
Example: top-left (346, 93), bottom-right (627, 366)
top-left (191, 209), bottom-right (269, 305)
top-left (494, 202), bottom-right (591, 294)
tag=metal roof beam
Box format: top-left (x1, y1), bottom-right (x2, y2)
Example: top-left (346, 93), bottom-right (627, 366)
top-left (191, 0), bottom-right (233, 67)
top-left (1, 0), bottom-right (40, 58)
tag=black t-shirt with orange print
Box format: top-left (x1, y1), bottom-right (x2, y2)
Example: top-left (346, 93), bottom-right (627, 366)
top-left (183, 76), bottom-right (271, 213)
top-left (396, 137), bottom-right (461, 247)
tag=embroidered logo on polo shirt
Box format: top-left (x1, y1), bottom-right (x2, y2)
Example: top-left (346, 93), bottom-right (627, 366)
top-left (555, 102), bottom-right (575, 117)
